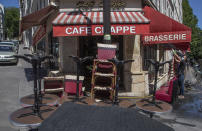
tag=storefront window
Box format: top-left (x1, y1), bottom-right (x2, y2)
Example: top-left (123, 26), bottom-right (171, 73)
top-left (49, 31), bottom-right (59, 70)
top-left (79, 36), bottom-right (124, 91)
top-left (36, 37), bottom-right (45, 56)
top-left (143, 45), bottom-right (157, 82)
top-left (159, 45), bottom-right (165, 76)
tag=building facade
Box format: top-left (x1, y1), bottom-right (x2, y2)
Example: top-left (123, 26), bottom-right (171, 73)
top-left (20, 0), bottom-right (189, 97)
top-left (0, 3), bottom-right (4, 41)
top-left (19, 0), bottom-right (50, 48)
top-left (140, 0), bottom-right (183, 96)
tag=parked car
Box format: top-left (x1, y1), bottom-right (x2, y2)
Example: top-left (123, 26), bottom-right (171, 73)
top-left (0, 45), bottom-right (18, 64)
top-left (0, 41), bottom-right (18, 53)
top-left (12, 40), bottom-right (19, 51)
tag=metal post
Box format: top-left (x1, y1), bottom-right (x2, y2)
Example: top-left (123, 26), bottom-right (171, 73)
top-left (114, 63), bottom-right (120, 105)
top-left (33, 59), bottom-right (39, 113)
top-left (38, 62), bottom-right (42, 104)
top-left (76, 62), bottom-right (80, 100)
top-left (103, 0), bottom-right (111, 44)
top-left (152, 64), bottom-right (159, 103)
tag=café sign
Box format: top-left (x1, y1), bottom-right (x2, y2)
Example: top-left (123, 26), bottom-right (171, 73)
top-left (142, 31), bottom-right (191, 44)
top-left (53, 24), bottom-right (149, 36)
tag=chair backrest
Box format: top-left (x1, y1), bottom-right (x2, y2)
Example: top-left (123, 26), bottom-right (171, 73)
top-left (168, 77), bottom-right (177, 95)
top-left (43, 77), bottom-right (64, 93)
top-left (97, 43), bottom-right (117, 60)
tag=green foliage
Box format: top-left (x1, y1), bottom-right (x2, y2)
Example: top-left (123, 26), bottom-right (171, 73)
top-left (183, 0), bottom-right (202, 59)
top-left (4, 7), bottom-right (19, 39)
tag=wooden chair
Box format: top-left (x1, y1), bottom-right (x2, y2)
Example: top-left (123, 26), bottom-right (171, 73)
top-left (43, 76), bottom-right (64, 93)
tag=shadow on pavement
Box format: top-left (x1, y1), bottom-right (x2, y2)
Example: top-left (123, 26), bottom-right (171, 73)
top-left (0, 63), bottom-right (17, 66)
top-left (24, 68), bottom-right (48, 81)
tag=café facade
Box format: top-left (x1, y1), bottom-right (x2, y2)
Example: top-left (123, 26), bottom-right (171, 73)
top-left (21, 0), bottom-right (191, 97)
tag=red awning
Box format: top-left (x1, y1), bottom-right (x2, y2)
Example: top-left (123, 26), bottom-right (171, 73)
top-left (142, 6), bottom-right (191, 51)
top-left (142, 31), bottom-right (191, 44)
top-left (52, 11), bottom-right (150, 36)
top-left (32, 24), bottom-right (46, 45)
top-left (145, 43), bottom-right (190, 51)
top-left (53, 11), bottom-right (150, 25)
top-left (143, 6), bottom-right (191, 33)
top-left (21, 5), bottom-right (57, 33)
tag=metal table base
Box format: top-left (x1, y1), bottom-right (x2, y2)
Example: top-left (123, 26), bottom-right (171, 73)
top-left (20, 94), bottom-right (60, 107)
top-left (9, 105), bottom-right (57, 129)
top-left (136, 99), bottom-right (172, 118)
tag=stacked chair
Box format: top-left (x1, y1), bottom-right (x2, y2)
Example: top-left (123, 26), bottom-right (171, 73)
top-left (91, 43), bottom-right (117, 100)
top-left (43, 76), bottom-right (64, 94)
top-left (64, 75), bottom-right (84, 96)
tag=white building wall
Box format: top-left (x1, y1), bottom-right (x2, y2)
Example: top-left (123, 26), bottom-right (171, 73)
top-left (0, 3), bottom-right (4, 41)
top-left (59, 0), bottom-right (142, 12)
top-left (20, 0), bottom-right (50, 48)
top-left (152, 0), bottom-right (182, 23)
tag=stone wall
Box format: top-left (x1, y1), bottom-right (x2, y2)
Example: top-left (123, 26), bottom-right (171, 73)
top-left (122, 35), bottom-right (149, 96)
top-left (59, 37), bottom-right (78, 74)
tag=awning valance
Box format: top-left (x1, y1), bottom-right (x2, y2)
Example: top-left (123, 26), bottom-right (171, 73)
top-left (21, 5), bottom-right (57, 33)
top-left (53, 11), bottom-right (150, 25)
top-left (142, 31), bottom-right (191, 44)
top-left (52, 11), bottom-right (150, 36)
top-left (142, 6), bottom-right (191, 51)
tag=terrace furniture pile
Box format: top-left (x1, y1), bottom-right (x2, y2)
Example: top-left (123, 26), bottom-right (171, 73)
top-left (91, 43), bottom-right (117, 101)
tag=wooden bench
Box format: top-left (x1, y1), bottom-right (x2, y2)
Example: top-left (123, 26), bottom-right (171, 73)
top-left (43, 76), bottom-right (64, 93)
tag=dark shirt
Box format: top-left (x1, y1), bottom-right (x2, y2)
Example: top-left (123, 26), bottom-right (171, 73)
top-left (177, 59), bottom-right (186, 76)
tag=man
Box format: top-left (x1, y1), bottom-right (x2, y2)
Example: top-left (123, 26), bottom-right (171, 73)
top-left (173, 50), bottom-right (187, 99)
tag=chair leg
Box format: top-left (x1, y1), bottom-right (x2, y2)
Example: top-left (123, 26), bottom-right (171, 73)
top-left (109, 90), bottom-right (114, 101)
top-left (91, 88), bottom-right (94, 101)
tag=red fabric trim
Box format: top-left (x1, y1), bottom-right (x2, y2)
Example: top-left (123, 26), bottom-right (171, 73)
top-left (53, 24), bottom-right (150, 36)
top-left (142, 31), bottom-right (191, 44)
top-left (21, 5), bottom-right (57, 32)
top-left (143, 6), bottom-right (191, 51)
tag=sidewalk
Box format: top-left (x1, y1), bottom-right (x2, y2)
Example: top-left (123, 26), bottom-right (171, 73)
top-left (0, 44), bottom-right (34, 131)
top-left (17, 45), bottom-right (34, 99)
top-left (153, 66), bottom-right (202, 131)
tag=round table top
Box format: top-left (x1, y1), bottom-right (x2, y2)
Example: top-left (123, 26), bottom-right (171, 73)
top-left (20, 94), bottom-right (59, 107)
top-left (59, 94), bottom-right (136, 108)
top-left (9, 105), bottom-right (57, 129)
top-left (136, 99), bottom-right (173, 114)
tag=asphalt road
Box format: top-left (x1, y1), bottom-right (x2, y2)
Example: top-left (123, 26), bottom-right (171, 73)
top-left (0, 45), bottom-right (33, 131)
